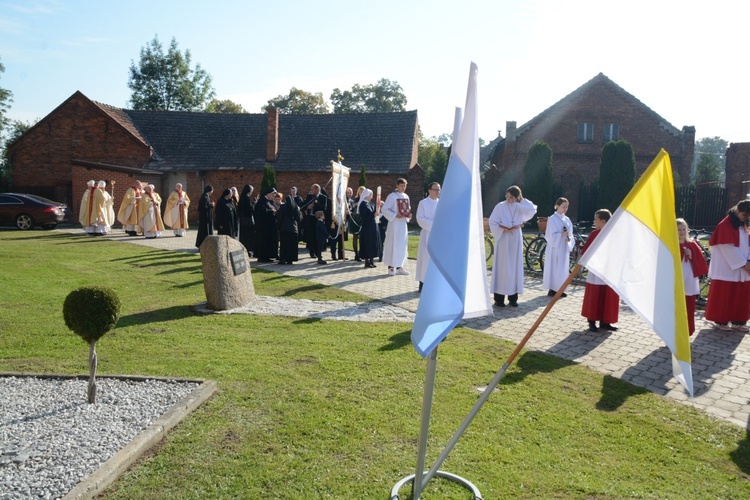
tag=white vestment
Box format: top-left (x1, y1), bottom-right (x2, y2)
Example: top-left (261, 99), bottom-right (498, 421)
top-left (489, 198), bottom-right (537, 295)
top-left (382, 191), bottom-right (410, 268)
top-left (415, 197), bottom-right (438, 282)
top-left (542, 212), bottom-right (574, 291)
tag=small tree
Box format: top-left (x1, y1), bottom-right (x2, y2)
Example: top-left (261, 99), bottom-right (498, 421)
top-left (359, 165), bottom-right (367, 186)
top-left (261, 164), bottom-right (277, 195)
top-left (522, 141), bottom-right (554, 216)
top-left (63, 286), bottom-right (121, 403)
top-left (597, 140), bottom-right (636, 212)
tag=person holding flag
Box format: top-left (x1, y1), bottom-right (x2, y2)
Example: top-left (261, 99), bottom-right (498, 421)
top-left (705, 199), bottom-right (750, 332)
top-left (580, 209), bottom-right (620, 332)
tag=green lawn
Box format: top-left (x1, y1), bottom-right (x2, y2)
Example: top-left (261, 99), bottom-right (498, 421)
top-left (1, 230), bottom-right (749, 499)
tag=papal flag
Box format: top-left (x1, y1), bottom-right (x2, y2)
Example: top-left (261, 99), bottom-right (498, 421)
top-left (411, 62), bottom-right (493, 357)
top-left (578, 149), bottom-right (693, 396)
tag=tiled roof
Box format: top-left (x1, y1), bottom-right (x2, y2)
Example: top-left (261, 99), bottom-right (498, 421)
top-left (126, 111), bottom-right (268, 170)
top-left (91, 100), bottom-right (150, 146)
top-left (122, 109), bottom-right (418, 173)
top-left (276, 112), bottom-right (418, 173)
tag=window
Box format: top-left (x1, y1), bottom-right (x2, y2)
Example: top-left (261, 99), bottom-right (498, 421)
top-left (577, 123), bottom-right (593, 143)
top-left (604, 124), bottom-right (620, 142)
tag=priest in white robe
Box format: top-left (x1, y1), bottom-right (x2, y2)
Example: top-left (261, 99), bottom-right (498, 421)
top-left (79, 180), bottom-right (107, 235)
top-left (381, 178), bottom-right (411, 276)
top-left (117, 180), bottom-right (143, 235)
top-left (542, 197), bottom-right (575, 297)
top-left (489, 185), bottom-right (537, 307)
top-left (415, 182), bottom-right (440, 290)
top-left (98, 180), bottom-right (115, 234)
top-left (163, 183), bottom-right (191, 237)
top-left (138, 184), bottom-right (165, 239)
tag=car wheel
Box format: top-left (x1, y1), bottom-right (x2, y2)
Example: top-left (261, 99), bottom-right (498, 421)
top-left (15, 213), bottom-right (34, 230)
top-left (42, 224), bottom-right (57, 230)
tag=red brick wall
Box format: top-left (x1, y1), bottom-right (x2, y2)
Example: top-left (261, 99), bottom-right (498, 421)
top-left (725, 143), bottom-right (750, 209)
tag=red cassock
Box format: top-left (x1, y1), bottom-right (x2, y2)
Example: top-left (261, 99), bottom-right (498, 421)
top-left (580, 228), bottom-right (620, 323)
top-left (681, 239), bottom-right (709, 335)
top-left (705, 215), bottom-right (750, 324)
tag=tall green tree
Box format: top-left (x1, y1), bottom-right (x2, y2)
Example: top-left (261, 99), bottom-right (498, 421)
top-left (263, 88), bottom-right (329, 114)
top-left (522, 141), bottom-right (554, 215)
top-left (693, 136), bottom-right (727, 185)
top-left (0, 58), bottom-right (12, 134)
top-left (331, 78), bottom-right (407, 114)
top-left (359, 165), bottom-right (367, 186)
top-left (261, 165), bottom-right (277, 195)
top-left (206, 98), bottom-right (246, 114)
top-left (597, 139), bottom-right (636, 212)
top-left (128, 36), bottom-right (216, 111)
top-left (1, 119), bottom-right (33, 189)
top-left (418, 134), bottom-right (449, 187)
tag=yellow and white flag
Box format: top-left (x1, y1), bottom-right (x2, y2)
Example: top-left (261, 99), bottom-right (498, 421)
top-left (579, 149), bottom-right (692, 396)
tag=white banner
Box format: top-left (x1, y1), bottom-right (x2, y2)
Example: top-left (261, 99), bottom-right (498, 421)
top-left (331, 161), bottom-right (350, 227)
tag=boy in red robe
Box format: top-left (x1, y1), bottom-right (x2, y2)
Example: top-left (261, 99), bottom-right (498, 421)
top-left (580, 209), bottom-right (620, 332)
top-left (677, 218), bottom-right (709, 335)
top-left (705, 200), bottom-right (750, 332)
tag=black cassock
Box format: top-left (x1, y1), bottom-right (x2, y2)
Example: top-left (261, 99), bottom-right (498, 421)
top-left (195, 193), bottom-right (214, 249)
top-left (238, 195), bottom-right (256, 255)
top-left (358, 201), bottom-right (381, 260)
top-left (215, 198), bottom-right (238, 238)
top-left (255, 198), bottom-right (278, 261)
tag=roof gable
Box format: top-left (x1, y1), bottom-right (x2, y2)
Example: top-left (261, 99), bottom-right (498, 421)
top-left (516, 73), bottom-right (682, 139)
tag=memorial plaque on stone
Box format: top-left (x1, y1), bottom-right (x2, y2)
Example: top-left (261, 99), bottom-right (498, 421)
top-left (230, 249), bottom-right (247, 276)
top-left (199, 235), bottom-right (255, 310)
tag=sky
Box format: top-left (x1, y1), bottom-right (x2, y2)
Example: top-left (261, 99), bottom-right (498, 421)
top-left (1, 0), bottom-right (749, 146)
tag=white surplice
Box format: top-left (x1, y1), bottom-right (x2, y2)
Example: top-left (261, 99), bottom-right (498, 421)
top-left (489, 198), bottom-right (537, 295)
top-left (415, 196), bottom-right (438, 282)
top-left (382, 191), bottom-right (410, 268)
top-left (542, 212), bottom-right (574, 291)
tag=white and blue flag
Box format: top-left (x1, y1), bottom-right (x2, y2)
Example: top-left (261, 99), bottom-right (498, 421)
top-left (411, 62), bottom-right (492, 357)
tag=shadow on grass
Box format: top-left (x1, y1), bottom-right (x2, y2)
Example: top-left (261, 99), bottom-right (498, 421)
top-left (730, 432), bottom-right (750, 474)
top-left (281, 284), bottom-right (329, 297)
top-left (596, 375), bottom-right (650, 411)
top-left (499, 351), bottom-right (575, 386)
top-left (379, 330), bottom-right (412, 351)
top-left (173, 280), bottom-right (205, 289)
top-left (117, 305), bottom-right (197, 328)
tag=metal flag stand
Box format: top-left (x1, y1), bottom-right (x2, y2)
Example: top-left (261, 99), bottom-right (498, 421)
top-left (392, 265), bottom-right (582, 499)
top-left (390, 347), bottom-right (483, 500)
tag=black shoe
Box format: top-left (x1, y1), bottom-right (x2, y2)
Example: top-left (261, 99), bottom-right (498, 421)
top-left (548, 290), bottom-right (556, 297)
top-left (418, 282), bottom-right (423, 292)
top-left (317, 259), bottom-right (327, 265)
top-left (600, 323), bottom-right (618, 331)
top-left (509, 294), bottom-right (518, 307)
top-left (588, 320), bottom-right (598, 332)
top-left (509, 301), bottom-right (518, 307)
top-left (495, 300), bottom-right (505, 307)
top-left (355, 257), bottom-right (362, 262)
top-left (560, 292), bottom-right (567, 298)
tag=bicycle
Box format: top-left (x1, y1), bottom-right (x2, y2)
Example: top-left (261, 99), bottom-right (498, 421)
top-left (689, 228), bottom-right (712, 308)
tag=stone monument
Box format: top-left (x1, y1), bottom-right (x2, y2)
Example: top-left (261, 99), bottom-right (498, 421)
top-left (199, 235), bottom-right (255, 310)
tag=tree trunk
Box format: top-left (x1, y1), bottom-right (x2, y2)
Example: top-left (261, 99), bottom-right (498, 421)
top-left (88, 341), bottom-right (98, 404)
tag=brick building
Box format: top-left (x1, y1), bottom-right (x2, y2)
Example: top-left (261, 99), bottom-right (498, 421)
top-left (484, 73), bottom-right (695, 219)
top-left (7, 91), bottom-right (423, 223)
top-left (725, 143), bottom-right (750, 206)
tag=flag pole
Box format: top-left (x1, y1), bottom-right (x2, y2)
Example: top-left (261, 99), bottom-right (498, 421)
top-left (419, 264), bottom-right (582, 488)
top-left (412, 347), bottom-right (438, 499)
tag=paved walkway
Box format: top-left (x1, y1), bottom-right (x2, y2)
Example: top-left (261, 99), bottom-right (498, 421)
top-left (60, 228), bottom-right (750, 429)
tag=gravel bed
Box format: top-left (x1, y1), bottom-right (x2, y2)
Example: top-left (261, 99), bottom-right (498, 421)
top-left (0, 376), bottom-right (199, 499)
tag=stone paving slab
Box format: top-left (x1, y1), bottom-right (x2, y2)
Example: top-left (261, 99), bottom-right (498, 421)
top-left (57, 228), bottom-right (750, 429)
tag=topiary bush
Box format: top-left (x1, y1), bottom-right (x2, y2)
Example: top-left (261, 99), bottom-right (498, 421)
top-left (63, 286), bottom-right (121, 403)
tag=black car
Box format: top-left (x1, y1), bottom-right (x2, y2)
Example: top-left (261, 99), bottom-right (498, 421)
top-left (0, 193), bottom-right (68, 230)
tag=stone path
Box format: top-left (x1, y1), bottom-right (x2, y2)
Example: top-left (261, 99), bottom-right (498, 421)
top-left (59, 228), bottom-right (750, 429)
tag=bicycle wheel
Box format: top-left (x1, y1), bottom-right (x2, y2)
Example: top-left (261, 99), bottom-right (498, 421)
top-left (569, 246), bottom-right (588, 282)
top-left (696, 275), bottom-right (710, 309)
top-left (525, 236), bottom-right (546, 273)
top-left (484, 234), bottom-right (494, 269)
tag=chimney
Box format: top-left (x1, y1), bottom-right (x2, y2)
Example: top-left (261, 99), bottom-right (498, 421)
top-left (266, 108), bottom-right (279, 162)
